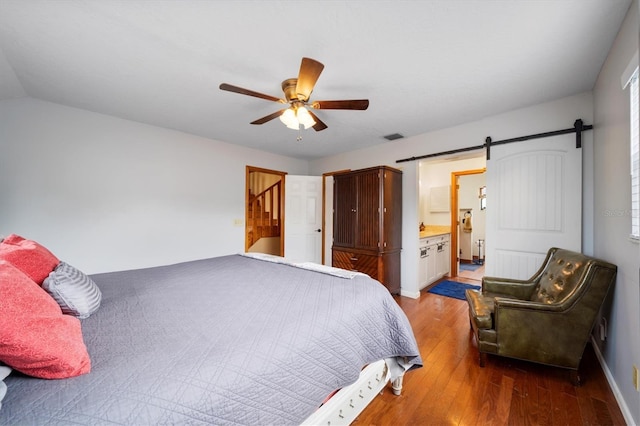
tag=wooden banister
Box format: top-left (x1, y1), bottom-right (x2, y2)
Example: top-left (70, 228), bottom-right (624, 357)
top-left (248, 180), bottom-right (282, 247)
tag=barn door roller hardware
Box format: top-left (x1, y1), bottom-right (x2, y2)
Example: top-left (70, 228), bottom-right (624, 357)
top-left (396, 119), bottom-right (592, 163)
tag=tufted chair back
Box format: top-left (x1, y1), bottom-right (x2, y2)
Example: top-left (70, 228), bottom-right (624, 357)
top-left (530, 249), bottom-right (588, 304)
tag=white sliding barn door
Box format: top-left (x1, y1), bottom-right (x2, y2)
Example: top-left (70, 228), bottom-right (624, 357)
top-left (485, 135), bottom-right (582, 279)
top-left (284, 175), bottom-right (323, 263)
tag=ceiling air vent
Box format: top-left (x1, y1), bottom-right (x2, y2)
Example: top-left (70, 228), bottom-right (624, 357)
top-left (383, 133), bottom-right (404, 141)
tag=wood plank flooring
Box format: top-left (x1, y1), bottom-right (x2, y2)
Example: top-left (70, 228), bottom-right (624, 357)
top-left (353, 268), bottom-right (626, 425)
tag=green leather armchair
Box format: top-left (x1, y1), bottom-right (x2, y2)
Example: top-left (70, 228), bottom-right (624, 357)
top-left (465, 247), bottom-right (617, 385)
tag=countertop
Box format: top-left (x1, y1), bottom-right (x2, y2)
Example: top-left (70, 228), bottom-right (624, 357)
top-left (419, 225), bottom-right (451, 239)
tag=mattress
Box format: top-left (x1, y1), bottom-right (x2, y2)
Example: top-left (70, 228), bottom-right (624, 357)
top-left (1, 254), bottom-right (422, 425)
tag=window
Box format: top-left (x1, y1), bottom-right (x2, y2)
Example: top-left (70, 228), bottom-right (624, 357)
top-left (631, 68), bottom-right (639, 240)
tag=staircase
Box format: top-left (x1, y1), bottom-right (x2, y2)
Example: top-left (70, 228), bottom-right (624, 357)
top-left (247, 180), bottom-right (281, 248)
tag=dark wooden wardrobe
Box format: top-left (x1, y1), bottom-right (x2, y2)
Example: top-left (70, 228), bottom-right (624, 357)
top-left (331, 166), bottom-right (402, 294)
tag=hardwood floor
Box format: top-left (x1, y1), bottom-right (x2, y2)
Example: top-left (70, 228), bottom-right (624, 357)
top-left (352, 269), bottom-right (626, 426)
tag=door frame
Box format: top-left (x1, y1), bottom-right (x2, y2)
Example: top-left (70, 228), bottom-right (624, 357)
top-left (245, 167), bottom-right (350, 264)
top-left (245, 166), bottom-right (287, 255)
top-left (450, 167), bottom-right (486, 276)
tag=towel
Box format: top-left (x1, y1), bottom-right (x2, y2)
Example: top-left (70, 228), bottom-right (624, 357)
top-left (463, 213), bottom-right (473, 233)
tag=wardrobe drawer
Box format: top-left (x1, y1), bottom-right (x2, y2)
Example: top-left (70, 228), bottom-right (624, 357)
top-left (332, 250), bottom-right (378, 280)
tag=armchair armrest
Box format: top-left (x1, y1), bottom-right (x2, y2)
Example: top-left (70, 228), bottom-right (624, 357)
top-left (482, 276), bottom-right (537, 300)
top-left (494, 296), bottom-right (567, 313)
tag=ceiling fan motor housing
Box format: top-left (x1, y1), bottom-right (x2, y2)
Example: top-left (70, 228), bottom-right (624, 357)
top-left (282, 78), bottom-right (301, 102)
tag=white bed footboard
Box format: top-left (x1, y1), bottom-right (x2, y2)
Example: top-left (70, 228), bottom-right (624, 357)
top-left (302, 359), bottom-right (402, 425)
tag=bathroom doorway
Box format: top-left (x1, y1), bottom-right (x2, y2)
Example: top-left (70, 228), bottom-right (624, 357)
top-left (450, 168), bottom-right (486, 278)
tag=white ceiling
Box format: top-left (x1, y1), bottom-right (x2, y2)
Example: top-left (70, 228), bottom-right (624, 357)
top-left (0, 1), bottom-right (632, 160)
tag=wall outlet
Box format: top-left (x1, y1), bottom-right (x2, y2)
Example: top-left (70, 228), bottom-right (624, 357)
top-left (634, 365), bottom-right (640, 392)
top-left (233, 219), bottom-right (243, 227)
top-left (599, 317), bottom-right (607, 341)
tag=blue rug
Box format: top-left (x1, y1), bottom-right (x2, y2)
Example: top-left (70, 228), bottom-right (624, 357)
top-left (459, 263), bottom-right (482, 271)
top-left (428, 280), bottom-right (480, 300)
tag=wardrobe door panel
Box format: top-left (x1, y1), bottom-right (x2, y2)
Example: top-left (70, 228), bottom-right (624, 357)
top-left (355, 170), bottom-right (380, 251)
top-left (382, 169), bottom-right (403, 252)
top-left (333, 174), bottom-right (356, 248)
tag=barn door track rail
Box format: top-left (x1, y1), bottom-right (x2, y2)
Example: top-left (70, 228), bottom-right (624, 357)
top-left (396, 119), bottom-right (592, 163)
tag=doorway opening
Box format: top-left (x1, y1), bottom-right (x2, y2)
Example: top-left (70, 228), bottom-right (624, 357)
top-left (245, 166), bottom-right (286, 256)
top-left (450, 168), bottom-right (486, 279)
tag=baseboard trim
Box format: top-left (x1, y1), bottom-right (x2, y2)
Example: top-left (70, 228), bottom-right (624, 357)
top-left (590, 336), bottom-right (635, 425)
top-left (400, 289), bottom-right (420, 299)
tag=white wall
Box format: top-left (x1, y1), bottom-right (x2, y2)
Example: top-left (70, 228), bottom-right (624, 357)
top-left (0, 97), bottom-right (308, 274)
top-left (419, 156), bottom-right (486, 226)
top-left (310, 91), bottom-right (594, 299)
top-left (593, 0), bottom-right (639, 423)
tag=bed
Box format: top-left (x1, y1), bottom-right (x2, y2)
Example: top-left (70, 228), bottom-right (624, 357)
top-left (0, 251), bottom-right (422, 425)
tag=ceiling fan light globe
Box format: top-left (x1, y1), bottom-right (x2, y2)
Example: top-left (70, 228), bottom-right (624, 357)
top-left (279, 108), bottom-right (299, 129)
top-left (297, 106), bottom-right (316, 129)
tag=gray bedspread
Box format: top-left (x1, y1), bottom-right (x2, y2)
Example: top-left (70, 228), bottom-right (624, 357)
top-left (1, 255), bottom-right (422, 425)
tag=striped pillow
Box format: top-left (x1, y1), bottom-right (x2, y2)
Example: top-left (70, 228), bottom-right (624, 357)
top-left (42, 262), bottom-right (102, 319)
top-left (0, 365), bottom-right (11, 409)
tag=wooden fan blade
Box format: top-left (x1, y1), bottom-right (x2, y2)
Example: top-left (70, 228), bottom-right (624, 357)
top-left (250, 109), bottom-right (287, 125)
top-left (307, 110), bottom-right (328, 131)
top-left (311, 99), bottom-right (369, 110)
top-left (219, 83), bottom-right (285, 103)
top-left (296, 57), bottom-right (324, 101)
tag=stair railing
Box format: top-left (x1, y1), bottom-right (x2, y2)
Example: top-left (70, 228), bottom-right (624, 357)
top-left (248, 180), bottom-right (281, 247)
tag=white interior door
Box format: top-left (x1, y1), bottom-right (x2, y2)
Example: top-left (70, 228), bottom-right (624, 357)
top-left (284, 175), bottom-right (323, 263)
top-left (485, 134), bottom-right (582, 279)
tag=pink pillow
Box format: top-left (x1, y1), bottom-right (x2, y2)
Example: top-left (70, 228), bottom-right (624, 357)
top-left (0, 234), bottom-right (59, 284)
top-left (0, 261), bottom-right (91, 379)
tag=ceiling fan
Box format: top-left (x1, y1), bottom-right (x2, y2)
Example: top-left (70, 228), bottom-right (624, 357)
top-left (219, 57), bottom-right (369, 132)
